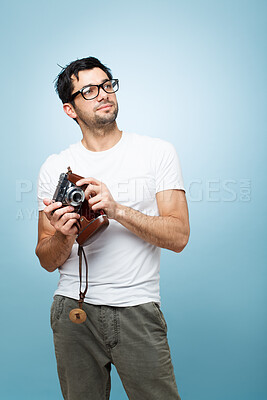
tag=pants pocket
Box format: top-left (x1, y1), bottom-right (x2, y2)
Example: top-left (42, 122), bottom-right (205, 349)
top-left (152, 302), bottom-right (168, 332)
top-left (50, 295), bottom-right (65, 330)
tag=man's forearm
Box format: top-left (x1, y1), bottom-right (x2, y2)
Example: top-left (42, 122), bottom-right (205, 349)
top-left (35, 231), bottom-right (76, 272)
top-left (115, 204), bottom-right (189, 252)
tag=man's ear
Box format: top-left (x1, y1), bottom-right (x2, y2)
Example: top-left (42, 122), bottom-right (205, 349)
top-left (63, 103), bottom-right (78, 119)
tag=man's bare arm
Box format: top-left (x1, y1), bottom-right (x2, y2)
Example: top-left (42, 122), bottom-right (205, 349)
top-left (76, 178), bottom-right (190, 253)
top-left (35, 200), bottom-right (80, 272)
top-left (114, 190), bottom-right (190, 252)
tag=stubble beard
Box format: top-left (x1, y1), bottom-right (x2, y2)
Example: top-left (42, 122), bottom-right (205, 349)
top-left (76, 102), bottom-right (119, 133)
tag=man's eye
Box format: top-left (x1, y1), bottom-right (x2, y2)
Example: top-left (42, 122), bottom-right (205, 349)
top-left (83, 87), bottom-right (92, 95)
top-left (104, 83), bottom-right (112, 89)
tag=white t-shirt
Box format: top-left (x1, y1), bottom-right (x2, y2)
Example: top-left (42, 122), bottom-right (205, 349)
top-left (37, 132), bottom-right (185, 306)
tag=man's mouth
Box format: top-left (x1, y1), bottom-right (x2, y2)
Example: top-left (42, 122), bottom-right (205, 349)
top-left (96, 103), bottom-right (113, 111)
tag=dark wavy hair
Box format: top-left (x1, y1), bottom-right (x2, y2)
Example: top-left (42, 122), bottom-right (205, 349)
top-left (55, 56), bottom-right (113, 104)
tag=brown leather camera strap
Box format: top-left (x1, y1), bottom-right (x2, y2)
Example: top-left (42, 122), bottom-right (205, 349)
top-left (69, 245), bottom-right (88, 324)
top-left (78, 245), bottom-right (89, 306)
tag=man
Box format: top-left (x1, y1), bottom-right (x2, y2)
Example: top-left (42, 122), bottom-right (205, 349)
top-left (36, 56), bottom-right (190, 400)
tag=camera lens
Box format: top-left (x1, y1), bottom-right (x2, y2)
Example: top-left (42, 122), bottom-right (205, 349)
top-left (66, 187), bottom-right (85, 206)
top-left (73, 193), bottom-right (82, 203)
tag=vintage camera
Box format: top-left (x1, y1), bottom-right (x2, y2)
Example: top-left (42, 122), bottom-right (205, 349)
top-left (53, 172), bottom-right (85, 212)
top-left (52, 167), bottom-right (109, 245)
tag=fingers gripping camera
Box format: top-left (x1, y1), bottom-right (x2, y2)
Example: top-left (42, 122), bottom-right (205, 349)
top-left (53, 167), bottom-right (109, 245)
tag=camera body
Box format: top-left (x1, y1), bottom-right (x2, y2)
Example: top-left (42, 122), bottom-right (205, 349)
top-left (53, 172), bottom-right (85, 212)
top-left (53, 167), bottom-right (109, 245)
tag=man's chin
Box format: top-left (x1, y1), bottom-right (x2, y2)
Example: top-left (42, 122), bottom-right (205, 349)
top-left (95, 112), bottom-right (118, 126)
top-left (95, 117), bottom-right (115, 126)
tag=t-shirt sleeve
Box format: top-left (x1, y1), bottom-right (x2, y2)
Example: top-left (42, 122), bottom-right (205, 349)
top-left (155, 141), bottom-right (185, 193)
top-left (37, 156), bottom-right (59, 211)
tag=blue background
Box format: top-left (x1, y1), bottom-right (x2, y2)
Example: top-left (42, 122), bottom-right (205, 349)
top-left (1, 0), bottom-right (266, 399)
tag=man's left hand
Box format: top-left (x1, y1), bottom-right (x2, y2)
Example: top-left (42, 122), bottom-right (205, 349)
top-left (76, 177), bottom-right (118, 219)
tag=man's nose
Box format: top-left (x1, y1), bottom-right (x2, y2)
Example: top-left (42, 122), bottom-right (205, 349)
top-left (97, 86), bottom-right (108, 101)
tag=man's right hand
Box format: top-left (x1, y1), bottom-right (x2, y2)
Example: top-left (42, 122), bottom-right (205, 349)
top-left (43, 198), bottom-right (81, 237)
top-left (35, 199), bottom-right (81, 271)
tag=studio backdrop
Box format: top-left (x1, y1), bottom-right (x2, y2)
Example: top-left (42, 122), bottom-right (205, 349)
top-left (1, 1), bottom-right (266, 399)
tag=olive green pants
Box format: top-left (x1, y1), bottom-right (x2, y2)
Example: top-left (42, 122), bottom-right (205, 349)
top-left (51, 295), bottom-right (181, 400)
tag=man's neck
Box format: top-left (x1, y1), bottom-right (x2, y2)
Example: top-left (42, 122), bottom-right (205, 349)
top-left (81, 123), bottom-right (122, 152)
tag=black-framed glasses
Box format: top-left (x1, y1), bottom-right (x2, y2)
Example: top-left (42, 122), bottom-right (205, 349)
top-left (70, 79), bottom-right (119, 101)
